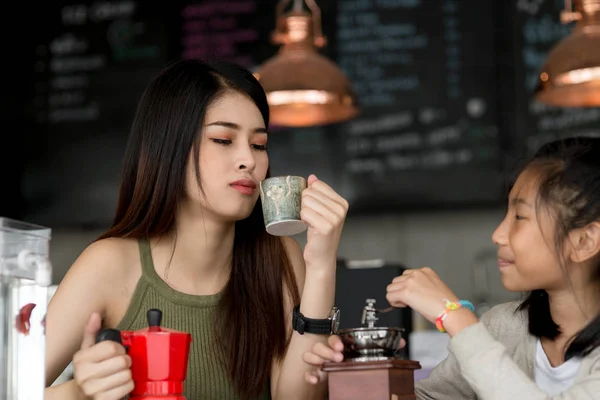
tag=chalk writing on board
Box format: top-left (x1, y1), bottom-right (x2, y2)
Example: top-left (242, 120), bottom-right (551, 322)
top-left (61, 2), bottom-right (136, 25)
top-left (516, 0), bottom-right (544, 16)
top-left (35, 1), bottom-right (163, 125)
top-left (336, 0), bottom-right (499, 175)
top-left (44, 31), bottom-right (104, 123)
top-left (180, 0), bottom-right (258, 68)
top-left (330, 0), bottom-right (503, 209)
top-left (27, 1), bottom-right (168, 227)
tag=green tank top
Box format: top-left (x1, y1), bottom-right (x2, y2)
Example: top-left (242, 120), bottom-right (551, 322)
top-left (116, 238), bottom-right (271, 400)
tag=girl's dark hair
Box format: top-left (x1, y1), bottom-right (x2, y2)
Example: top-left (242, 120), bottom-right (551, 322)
top-left (517, 136), bottom-right (600, 360)
top-left (97, 59), bottom-right (300, 397)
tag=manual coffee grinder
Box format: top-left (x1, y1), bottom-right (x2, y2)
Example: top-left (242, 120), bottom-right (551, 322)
top-left (0, 217), bottom-right (53, 400)
top-left (322, 299), bottom-right (421, 400)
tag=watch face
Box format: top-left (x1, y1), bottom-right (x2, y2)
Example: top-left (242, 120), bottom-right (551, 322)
top-left (331, 308), bottom-right (340, 333)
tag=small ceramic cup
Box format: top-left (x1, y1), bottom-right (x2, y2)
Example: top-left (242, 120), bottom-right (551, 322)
top-left (259, 176), bottom-right (308, 236)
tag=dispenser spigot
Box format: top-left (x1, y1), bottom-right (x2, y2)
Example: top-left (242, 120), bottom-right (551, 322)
top-left (17, 250), bottom-right (52, 287)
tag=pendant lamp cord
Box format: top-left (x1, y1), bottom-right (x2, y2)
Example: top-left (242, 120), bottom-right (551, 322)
top-left (564, 0), bottom-right (572, 13)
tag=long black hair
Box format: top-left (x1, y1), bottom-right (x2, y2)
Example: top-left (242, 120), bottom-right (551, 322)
top-left (517, 136), bottom-right (600, 360)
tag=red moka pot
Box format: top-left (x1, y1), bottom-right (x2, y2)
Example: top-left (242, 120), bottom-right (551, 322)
top-left (96, 309), bottom-right (192, 399)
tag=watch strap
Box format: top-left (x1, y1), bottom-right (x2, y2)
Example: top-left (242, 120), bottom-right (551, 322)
top-left (292, 305), bottom-right (333, 335)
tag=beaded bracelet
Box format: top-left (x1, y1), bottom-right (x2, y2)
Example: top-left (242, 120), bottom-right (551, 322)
top-left (435, 299), bottom-right (475, 333)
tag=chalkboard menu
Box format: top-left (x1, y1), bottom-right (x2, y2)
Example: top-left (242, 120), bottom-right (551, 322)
top-left (510, 0), bottom-right (600, 157)
top-left (332, 0), bottom-right (503, 210)
top-left (15, 0), bottom-right (600, 227)
top-left (176, 1), bottom-right (263, 68)
top-left (173, 0), bottom-right (337, 73)
top-left (24, 1), bottom-right (169, 227)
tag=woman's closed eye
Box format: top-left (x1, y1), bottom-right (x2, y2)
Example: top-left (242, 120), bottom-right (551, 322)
top-left (212, 138), bottom-right (232, 145)
top-left (252, 143), bottom-right (267, 151)
top-left (211, 138), bottom-right (267, 151)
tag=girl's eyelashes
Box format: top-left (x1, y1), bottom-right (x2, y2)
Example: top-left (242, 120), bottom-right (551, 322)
top-left (252, 144), bottom-right (267, 151)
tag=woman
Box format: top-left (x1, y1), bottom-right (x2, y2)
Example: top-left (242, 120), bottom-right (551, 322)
top-left (44, 59), bottom-right (348, 400)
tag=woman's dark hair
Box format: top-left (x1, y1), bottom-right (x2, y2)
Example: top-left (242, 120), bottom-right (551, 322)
top-left (517, 136), bottom-right (600, 360)
top-left (97, 59), bottom-right (300, 397)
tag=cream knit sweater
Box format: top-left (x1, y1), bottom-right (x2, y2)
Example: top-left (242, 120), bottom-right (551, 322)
top-left (415, 301), bottom-right (600, 399)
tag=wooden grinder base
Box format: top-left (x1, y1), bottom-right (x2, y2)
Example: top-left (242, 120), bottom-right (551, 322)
top-left (322, 358), bottom-right (421, 400)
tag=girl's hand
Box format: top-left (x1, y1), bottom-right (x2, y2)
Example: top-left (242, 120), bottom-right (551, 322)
top-left (386, 268), bottom-right (479, 336)
top-left (386, 267), bottom-right (460, 322)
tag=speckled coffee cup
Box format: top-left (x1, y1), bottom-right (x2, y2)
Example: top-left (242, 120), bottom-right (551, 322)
top-left (259, 176), bottom-right (308, 236)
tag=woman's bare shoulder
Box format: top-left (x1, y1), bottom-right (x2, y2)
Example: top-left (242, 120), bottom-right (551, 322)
top-left (44, 237), bottom-right (142, 384)
top-left (67, 237), bottom-right (140, 281)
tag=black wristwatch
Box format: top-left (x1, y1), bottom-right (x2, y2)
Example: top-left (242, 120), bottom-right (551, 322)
top-left (292, 305), bottom-right (340, 335)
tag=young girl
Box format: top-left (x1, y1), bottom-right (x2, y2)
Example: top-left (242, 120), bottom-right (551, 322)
top-left (304, 136), bottom-right (600, 399)
top-left (43, 59), bottom-right (348, 400)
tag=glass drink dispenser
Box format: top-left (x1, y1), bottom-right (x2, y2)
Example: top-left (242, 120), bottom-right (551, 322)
top-left (0, 217), bottom-right (52, 400)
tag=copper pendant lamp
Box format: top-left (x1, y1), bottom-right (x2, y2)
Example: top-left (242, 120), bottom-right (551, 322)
top-left (254, 0), bottom-right (359, 127)
top-left (535, 0), bottom-right (600, 107)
